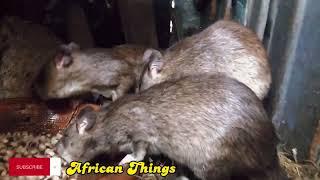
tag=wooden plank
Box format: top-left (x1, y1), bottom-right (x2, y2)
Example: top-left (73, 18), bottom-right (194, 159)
top-left (266, 0), bottom-right (320, 161)
top-left (153, 0), bottom-right (171, 48)
top-left (66, 2), bottom-right (95, 48)
top-left (117, 0), bottom-right (159, 48)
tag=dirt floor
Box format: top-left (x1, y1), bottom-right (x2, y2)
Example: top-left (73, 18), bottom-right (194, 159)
top-left (0, 131), bottom-right (319, 180)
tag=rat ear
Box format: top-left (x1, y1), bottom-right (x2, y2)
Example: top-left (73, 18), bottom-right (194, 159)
top-left (54, 53), bottom-right (73, 69)
top-left (55, 42), bottom-right (79, 69)
top-left (67, 42), bottom-right (80, 51)
top-left (76, 107), bottom-right (97, 135)
top-left (142, 49), bottom-right (164, 79)
top-left (142, 49), bottom-right (163, 63)
top-left (59, 42), bottom-right (80, 54)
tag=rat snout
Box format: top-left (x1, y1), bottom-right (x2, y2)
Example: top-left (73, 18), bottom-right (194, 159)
top-left (55, 142), bottom-right (73, 163)
top-left (54, 141), bottom-right (64, 157)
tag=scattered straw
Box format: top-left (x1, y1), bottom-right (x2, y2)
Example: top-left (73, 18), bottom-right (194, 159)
top-left (279, 152), bottom-right (320, 179)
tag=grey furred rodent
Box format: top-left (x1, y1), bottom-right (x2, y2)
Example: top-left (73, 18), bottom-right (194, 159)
top-left (34, 42), bottom-right (151, 101)
top-left (55, 74), bottom-right (285, 180)
top-left (138, 20), bottom-right (271, 100)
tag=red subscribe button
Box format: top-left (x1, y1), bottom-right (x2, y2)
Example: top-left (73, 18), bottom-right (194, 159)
top-left (9, 158), bottom-right (61, 176)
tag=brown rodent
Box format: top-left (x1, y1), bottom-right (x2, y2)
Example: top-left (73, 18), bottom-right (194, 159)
top-left (138, 20), bottom-right (271, 100)
top-left (34, 42), bottom-right (151, 102)
top-left (55, 74), bottom-right (285, 180)
top-left (0, 16), bottom-right (62, 99)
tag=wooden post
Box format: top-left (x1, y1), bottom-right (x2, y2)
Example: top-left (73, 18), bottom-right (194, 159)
top-left (117, 0), bottom-right (159, 48)
top-left (66, 2), bottom-right (95, 48)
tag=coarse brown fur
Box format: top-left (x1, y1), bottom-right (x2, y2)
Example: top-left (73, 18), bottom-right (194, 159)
top-left (56, 74), bottom-right (284, 180)
top-left (0, 16), bottom-right (62, 98)
top-left (34, 43), bottom-right (153, 101)
top-left (139, 20), bottom-right (271, 100)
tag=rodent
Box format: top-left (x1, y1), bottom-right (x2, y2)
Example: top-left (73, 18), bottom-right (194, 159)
top-left (34, 42), bottom-right (152, 102)
top-left (0, 16), bottom-right (62, 98)
top-left (55, 74), bottom-right (285, 180)
top-left (138, 20), bottom-right (271, 100)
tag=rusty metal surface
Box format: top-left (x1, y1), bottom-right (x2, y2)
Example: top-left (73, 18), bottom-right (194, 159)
top-left (265, 0), bottom-right (320, 161)
top-left (0, 98), bottom-right (101, 135)
top-left (0, 98), bottom-right (50, 134)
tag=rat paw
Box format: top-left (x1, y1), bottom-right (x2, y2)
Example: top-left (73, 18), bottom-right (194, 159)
top-left (111, 90), bottom-right (119, 101)
top-left (118, 154), bottom-right (138, 165)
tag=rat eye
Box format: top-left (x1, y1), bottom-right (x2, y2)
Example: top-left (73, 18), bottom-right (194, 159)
top-left (61, 138), bottom-right (68, 147)
top-left (84, 139), bottom-right (97, 149)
